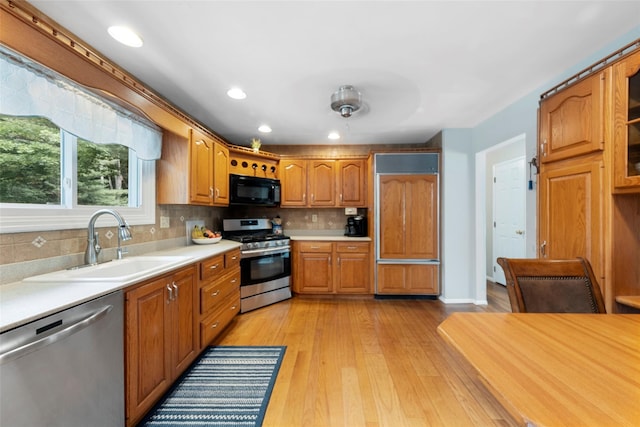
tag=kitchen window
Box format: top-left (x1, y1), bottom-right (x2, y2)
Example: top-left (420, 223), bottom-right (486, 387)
top-left (0, 45), bottom-right (161, 232)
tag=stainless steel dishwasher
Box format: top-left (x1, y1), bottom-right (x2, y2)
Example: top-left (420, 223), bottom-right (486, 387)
top-left (0, 290), bottom-right (124, 426)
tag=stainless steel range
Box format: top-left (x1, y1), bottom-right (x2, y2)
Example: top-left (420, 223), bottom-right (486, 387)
top-left (222, 218), bottom-right (291, 313)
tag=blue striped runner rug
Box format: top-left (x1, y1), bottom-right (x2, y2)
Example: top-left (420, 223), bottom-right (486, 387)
top-left (139, 346), bottom-right (286, 427)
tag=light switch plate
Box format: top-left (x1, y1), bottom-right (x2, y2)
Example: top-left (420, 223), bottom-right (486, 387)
top-left (345, 207), bottom-right (357, 215)
top-left (185, 220), bottom-right (205, 245)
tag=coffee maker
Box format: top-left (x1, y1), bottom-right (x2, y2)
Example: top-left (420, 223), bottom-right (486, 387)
top-left (344, 215), bottom-right (367, 237)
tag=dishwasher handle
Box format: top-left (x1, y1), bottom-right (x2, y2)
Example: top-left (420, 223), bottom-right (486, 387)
top-left (0, 304), bottom-right (113, 364)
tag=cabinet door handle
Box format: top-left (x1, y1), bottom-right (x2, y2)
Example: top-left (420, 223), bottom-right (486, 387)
top-left (209, 264), bottom-right (219, 270)
top-left (340, 193), bottom-right (343, 202)
top-left (540, 240), bottom-right (547, 258)
top-left (337, 257), bottom-right (340, 266)
top-left (303, 193), bottom-right (306, 202)
top-left (231, 305), bottom-right (237, 311)
top-left (231, 278), bottom-right (237, 284)
top-left (347, 246), bottom-right (357, 249)
top-left (173, 282), bottom-right (179, 299)
top-left (209, 187), bottom-right (214, 198)
top-left (211, 321), bottom-right (219, 329)
top-left (166, 284), bottom-right (173, 303)
top-left (215, 188), bottom-right (220, 199)
top-left (310, 246), bottom-right (320, 249)
top-left (230, 255), bottom-right (238, 260)
top-left (540, 139), bottom-right (547, 157)
top-left (211, 290), bottom-right (220, 297)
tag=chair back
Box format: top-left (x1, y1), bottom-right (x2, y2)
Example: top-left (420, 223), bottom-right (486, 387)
top-left (496, 257), bottom-right (606, 313)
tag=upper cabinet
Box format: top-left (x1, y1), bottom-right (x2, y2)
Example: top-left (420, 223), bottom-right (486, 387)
top-left (280, 158), bottom-right (367, 207)
top-left (612, 49), bottom-right (640, 192)
top-left (336, 160), bottom-right (367, 206)
top-left (157, 129), bottom-right (229, 206)
top-left (538, 69), bottom-right (608, 164)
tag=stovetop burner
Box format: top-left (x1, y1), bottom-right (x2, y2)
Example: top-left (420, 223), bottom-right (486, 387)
top-left (226, 233), bottom-right (289, 243)
top-left (222, 218), bottom-right (290, 251)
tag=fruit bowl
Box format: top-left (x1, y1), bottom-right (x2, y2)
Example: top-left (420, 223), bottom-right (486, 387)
top-left (192, 237), bottom-right (222, 245)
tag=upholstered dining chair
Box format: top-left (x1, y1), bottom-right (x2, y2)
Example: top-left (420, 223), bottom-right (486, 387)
top-left (496, 257), bottom-right (606, 313)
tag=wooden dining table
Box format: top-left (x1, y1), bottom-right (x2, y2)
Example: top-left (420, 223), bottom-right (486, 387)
top-left (437, 313), bottom-right (640, 427)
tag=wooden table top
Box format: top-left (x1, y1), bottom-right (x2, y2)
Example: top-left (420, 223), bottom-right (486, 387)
top-left (437, 313), bottom-right (640, 427)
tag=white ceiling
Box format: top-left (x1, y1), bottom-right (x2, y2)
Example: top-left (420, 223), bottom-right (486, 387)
top-left (29, 1), bottom-right (640, 147)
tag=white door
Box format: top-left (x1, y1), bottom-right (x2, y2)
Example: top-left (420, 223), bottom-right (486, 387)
top-left (492, 156), bottom-right (526, 285)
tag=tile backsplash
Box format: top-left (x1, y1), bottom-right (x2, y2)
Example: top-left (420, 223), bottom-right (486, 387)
top-left (0, 204), bottom-right (366, 284)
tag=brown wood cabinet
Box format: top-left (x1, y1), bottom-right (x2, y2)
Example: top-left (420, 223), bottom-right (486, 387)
top-left (125, 266), bottom-right (197, 427)
top-left (280, 158), bottom-right (367, 207)
top-left (538, 70), bottom-right (607, 164)
top-left (293, 240), bottom-right (371, 294)
top-left (197, 249), bottom-right (241, 348)
top-left (377, 263), bottom-right (439, 295)
top-left (612, 49), bottom-right (640, 191)
top-left (379, 175), bottom-right (439, 260)
top-left (538, 154), bottom-right (604, 281)
top-left (376, 174), bottom-right (439, 295)
top-left (537, 45), bottom-right (640, 313)
top-left (157, 129), bottom-right (229, 206)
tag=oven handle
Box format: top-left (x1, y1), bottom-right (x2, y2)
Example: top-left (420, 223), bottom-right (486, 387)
top-left (241, 246), bottom-right (291, 259)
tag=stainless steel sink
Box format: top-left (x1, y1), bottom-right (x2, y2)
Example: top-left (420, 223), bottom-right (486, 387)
top-left (23, 256), bottom-right (191, 283)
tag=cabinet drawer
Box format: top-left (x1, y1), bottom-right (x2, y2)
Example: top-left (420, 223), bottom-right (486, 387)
top-left (298, 241), bottom-right (332, 252)
top-left (335, 242), bottom-right (369, 253)
top-left (200, 290), bottom-right (240, 346)
top-left (200, 255), bottom-right (224, 281)
top-left (225, 249), bottom-right (241, 269)
top-left (200, 268), bottom-right (240, 314)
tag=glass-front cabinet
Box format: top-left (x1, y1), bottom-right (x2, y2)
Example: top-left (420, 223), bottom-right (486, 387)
top-left (613, 49), bottom-right (640, 191)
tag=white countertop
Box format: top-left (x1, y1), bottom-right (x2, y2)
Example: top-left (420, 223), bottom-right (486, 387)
top-left (0, 240), bottom-right (241, 333)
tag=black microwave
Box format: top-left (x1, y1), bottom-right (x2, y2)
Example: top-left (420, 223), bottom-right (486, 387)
top-left (229, 174), bottom-right (281, 206)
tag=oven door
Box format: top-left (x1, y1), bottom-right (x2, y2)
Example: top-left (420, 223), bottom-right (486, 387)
top-left (240, 247), bottom-right (291, 286)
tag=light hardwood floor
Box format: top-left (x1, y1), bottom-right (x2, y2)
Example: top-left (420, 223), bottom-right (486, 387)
top-left (215, 282), bottom-right (518, 427)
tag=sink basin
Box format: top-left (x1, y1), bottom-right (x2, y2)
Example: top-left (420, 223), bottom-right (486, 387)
top-left (23, 256), bottom-right (191, 283)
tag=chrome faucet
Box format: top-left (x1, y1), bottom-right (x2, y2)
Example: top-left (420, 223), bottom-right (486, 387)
top-left (84, 209), bottom-right (132, 265)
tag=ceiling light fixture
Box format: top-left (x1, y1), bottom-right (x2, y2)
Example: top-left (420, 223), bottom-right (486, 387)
top-left (107, 26), bottom-right (143, 47)
top-left (227, 87), bottom-right (247, 100)
top-left (258, 124), bottom-right (272, 133)
top-left (331, 85), bottom-right (362, 118)
top-left (328, 132), bottom-right (340, 140)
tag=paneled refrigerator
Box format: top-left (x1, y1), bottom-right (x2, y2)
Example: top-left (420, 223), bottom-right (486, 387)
top-left (374, 153), bottom-right (440, 295)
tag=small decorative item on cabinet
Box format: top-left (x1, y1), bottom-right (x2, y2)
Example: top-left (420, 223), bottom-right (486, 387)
top-left (251, 138), bottom-right (261, 152)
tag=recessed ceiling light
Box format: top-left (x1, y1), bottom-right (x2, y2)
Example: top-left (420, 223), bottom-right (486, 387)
top-left (107, 26), bottom-right (143, 48)
top-left (328, 132), bottom-right (340, 140)
top-left (258, 125), bottom-right (272, 133)
top-left (227, 87), bottom-right (247, 100)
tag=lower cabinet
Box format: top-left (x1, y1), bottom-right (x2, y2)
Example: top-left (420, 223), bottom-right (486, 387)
top-left (376, 263), bottom-right (439, 295)
top-left (198, 249), bottom-right (241, 349)
top-left (125, 266), bottom-right (198, 427)
top-left (124, 248), bottom-right (241, 427)
top-left (293, 240), bottom-right (371, 294)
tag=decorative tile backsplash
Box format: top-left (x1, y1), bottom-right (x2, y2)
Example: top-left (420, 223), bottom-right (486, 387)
top-left (0, 204), bottom-right (366, 279)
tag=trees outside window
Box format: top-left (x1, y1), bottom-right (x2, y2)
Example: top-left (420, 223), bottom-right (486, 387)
top-left (0, 114), bottom-right (131, 207)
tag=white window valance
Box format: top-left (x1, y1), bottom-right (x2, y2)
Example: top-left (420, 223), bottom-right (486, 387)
top-left (0, 45), bottom-right (162, 160)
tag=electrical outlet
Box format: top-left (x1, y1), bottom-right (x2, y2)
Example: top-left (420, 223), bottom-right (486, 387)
top-left (160, 216), bottom-right (170, 228)
top-left (345, 207), bottom-right (357, 215)
top-left (312, 214), bottom-right (318, 223)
